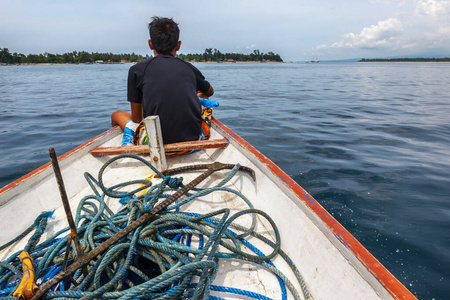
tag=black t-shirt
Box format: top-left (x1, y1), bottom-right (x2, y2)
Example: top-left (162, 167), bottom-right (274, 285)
top-left (127, 54), bottom-right (211, 144)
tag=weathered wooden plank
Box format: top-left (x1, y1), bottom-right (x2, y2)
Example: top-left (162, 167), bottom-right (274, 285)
top-left (89, 139), bottom-right (229, 157)
top-left (143, 116), bottom-right (167, 171)
top-left (164, 138), bottom-right (228, 152)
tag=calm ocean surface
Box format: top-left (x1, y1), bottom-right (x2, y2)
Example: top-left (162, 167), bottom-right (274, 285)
top-left (0, 62), bottom-right (449, 299)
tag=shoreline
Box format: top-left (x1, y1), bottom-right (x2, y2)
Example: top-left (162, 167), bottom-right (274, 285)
top-left (0, 62), bottom-right (136, 66)
top-left (358, 61), bottom-right (450, 63)
top-left (1, 61), bottom-right (283, 66)
top-left (190, 60), bottom-right (282, 64)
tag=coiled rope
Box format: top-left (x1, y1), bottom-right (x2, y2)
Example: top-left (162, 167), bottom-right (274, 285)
top-left (0, 154), bottom-right (311, 300)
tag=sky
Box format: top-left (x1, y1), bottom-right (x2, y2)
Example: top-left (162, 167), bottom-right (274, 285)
top-left (0, 0), bottom-right (449, 61)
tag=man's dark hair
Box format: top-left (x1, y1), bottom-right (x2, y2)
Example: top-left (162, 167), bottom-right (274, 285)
top-left (148, 17), bottom-right (180, 55)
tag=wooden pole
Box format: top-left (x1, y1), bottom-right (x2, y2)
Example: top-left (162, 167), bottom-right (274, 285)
top-left (49, 147), bottom-right (88, 278)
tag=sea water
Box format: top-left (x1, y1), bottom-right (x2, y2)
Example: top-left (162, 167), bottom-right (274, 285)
top-left (0, 62), bottom-right (449, 299)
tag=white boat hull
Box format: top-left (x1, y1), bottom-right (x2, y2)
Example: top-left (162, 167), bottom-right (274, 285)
top-left (0, 119), bottom-right (415, 299)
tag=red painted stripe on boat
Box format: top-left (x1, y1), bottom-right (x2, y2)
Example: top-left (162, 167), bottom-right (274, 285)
top-left (0, 127), bottom-right (118, 196)
top-left (212, 118), bottom-right (416, 300)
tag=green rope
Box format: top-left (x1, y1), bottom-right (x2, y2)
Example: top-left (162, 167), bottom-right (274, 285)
top-left (0, 154), bottom-right (311, 300)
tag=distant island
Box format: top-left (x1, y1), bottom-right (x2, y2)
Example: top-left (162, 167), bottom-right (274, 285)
top-left (359, 57), bottom-right (450, 62)
top-left (0, 47), bottom-right (283, 65)
top-left (178, 48), bottom-right (283, 63)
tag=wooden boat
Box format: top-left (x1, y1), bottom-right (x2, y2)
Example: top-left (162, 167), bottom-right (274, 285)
top-left (0, 118), bottom-right (416, 299)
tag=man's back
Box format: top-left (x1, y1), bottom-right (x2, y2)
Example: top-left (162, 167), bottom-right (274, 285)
top-left (128, 55), bottom-right (210, 144)
top-left (110, 16), bottom-right (214, 146)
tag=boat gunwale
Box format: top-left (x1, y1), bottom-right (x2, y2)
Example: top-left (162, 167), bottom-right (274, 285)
top-left (0, 119), bottom-right (416, 299)
top-left (0, 127), bottom-right (120, 201)
top-left (211, 118), bottom-right (416, 300)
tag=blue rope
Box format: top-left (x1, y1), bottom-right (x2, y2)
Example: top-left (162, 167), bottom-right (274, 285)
top-left (0, 154), bottom-right (310, 300)
top-left (0, 211), bottom-right (54, 253)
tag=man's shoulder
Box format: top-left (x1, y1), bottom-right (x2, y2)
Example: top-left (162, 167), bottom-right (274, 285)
top-left (129, 58), bottom-right (155, 72)
top-left (174, 57), bottom-right (191, 65)
top-left (174, 57), bottom-right (201, 72)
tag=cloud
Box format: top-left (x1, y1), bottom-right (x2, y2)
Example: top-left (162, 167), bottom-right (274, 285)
top-left (415, 0), bottom-right (450, 15)
top-left (368, 0), bottom-right (407, 4)
top-left (331, 18), bottom-right (404, 49)
top-left (425, 25), bottom-right (450, 47)
top-left (235, 44), bottom-right (257, 51)
top-left (315, 44), bottom-right (328, 50)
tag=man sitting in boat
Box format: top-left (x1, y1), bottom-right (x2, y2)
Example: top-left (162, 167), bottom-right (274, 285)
top-left (111, 16), bottom-right (215, 149)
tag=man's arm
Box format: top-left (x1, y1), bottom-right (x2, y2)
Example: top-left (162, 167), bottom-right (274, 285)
top-left (131, 102), bottom-right (143, 123)
top-left (197, 85), bottom-right (214, 99)
top-left (190, 62), bottom-right (214, 99)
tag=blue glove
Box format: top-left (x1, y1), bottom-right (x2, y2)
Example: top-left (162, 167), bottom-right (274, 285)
top-left (199, 98), bottom-right (219, 108)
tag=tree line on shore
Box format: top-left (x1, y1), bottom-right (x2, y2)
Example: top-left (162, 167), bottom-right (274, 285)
top-left (1, 47), bottom-right (283, 64)
top-left (359, 57), bottom-right (450, 62)
top-left (178, 48), bottom-right (283, 62)
top-left (0, 48), bottom-right (149, 64)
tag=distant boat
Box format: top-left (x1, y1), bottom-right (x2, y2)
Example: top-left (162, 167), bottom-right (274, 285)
top-left (311, 56), bottom-right (319, 63)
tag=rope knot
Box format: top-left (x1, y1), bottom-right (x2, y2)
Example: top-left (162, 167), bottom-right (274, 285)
top-left (130, 199), bottom-right (145, 211)
top-left (33, 211), bottom-right (54, 228)
top-left (163, 176), bottom-right (184, 189)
